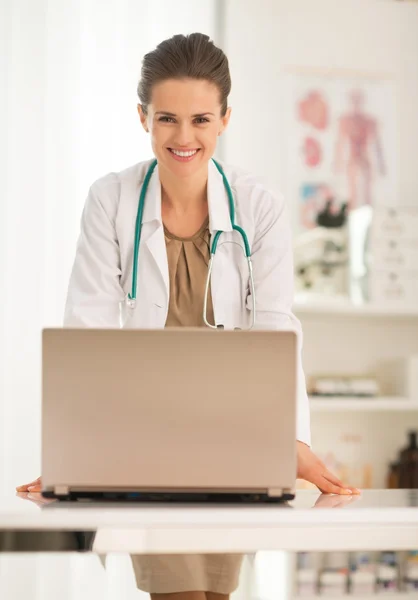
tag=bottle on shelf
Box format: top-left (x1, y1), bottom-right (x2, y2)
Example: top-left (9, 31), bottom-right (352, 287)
top-left (404, 550), bottom-right (418, 593)
top-left (295, 552), bottom-right (318, 597)
top-left (386, 461), bottom-right (399, 489)
top-left (398, 430), bottom-right (418, 489)
top-left (349, 551), bottom-right (376, 595)
top-left (376, 551), bottom-right (399, 594)
top-left (319, 552), bottom-right (349, 596)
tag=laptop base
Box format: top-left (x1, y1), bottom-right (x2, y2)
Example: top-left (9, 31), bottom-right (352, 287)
top-left (42, 490), bottom-right (295, 504)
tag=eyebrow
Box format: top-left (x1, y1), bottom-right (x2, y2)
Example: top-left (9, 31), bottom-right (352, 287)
top-left (155, 111), bottom-right (215, 118)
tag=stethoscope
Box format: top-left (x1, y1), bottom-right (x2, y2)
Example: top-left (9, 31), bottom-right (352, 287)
top-left (126, 158), bottom-right (256, 330)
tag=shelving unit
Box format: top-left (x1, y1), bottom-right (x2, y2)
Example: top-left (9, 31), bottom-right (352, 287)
top-left (309, 397), bottom-right (418, 412)
top-left (294, 298), bottom-right (418, 319)
top-left (293, 595), bottom-right (410, 600)
top-left (292, 298), bottom-right (418, 491)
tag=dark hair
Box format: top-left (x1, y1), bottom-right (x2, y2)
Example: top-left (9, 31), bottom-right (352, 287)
top-left (137, 33), bottom-right (231, 117)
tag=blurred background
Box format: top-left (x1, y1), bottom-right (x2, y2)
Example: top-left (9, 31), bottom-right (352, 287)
top-left (1, 0), bottom-right (418, 598)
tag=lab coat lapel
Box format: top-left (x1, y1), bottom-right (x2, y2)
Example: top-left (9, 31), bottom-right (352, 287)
top-left (134, 160), bottom-right (234, 328)
top-left (207, 160), bottom-right (233, 328)
top-left (140, 165), bottom-right (169, 314)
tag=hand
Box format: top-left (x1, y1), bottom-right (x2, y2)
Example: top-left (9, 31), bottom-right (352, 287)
top-left (16, 476), bottom-right (56, 508)
top-left (15, 491), bottom-right (55, 508)
top-left (16, 476), bottom-right (42, 493)
top-left (297, 442), bottom-right (361, 495)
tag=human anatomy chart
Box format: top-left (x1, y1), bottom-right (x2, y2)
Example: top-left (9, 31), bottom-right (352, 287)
top-left (284, 72), bottom-right (397, 233)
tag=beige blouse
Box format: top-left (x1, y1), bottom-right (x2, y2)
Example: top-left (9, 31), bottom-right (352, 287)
top-left (164, 217), bottom-right (215, 327)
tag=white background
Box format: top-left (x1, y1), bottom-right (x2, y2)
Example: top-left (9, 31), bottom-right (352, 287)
top-left (1, 0), bottom-right (418, 598)
top-left (0, 1), bottom-right (218, 598)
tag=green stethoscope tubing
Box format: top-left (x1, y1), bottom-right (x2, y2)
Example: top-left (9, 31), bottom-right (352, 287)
top-left (127, 158), bottom-right (255, 329)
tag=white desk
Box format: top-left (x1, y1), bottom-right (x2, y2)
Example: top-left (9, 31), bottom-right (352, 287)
top-left (1, 489), bottom-right (417, 553)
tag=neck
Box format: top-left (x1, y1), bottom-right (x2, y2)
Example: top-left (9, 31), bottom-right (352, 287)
top-left (159, 163), bottom-right (209, 214)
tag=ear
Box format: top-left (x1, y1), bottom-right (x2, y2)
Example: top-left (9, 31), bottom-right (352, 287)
top-left (137, 104), bottom-right (149, 133)
top-left (218, 106), bottom-right (232, 136)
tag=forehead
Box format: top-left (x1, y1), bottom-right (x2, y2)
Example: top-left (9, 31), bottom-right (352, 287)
top-left (150, 78), bottom-right (221, 114)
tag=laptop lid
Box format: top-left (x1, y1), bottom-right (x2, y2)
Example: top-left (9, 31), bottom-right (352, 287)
top-left (41, 328), bottom-right (297, 498)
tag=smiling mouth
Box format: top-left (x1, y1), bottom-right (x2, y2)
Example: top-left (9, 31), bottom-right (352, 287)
top-left (168, 148), bottom-right (200, 156)
top-left (167, 148), bottom-right (201, 162)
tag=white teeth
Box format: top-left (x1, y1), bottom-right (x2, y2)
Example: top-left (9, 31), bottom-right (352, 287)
top-left (171, 149), bottom-right (198, 157)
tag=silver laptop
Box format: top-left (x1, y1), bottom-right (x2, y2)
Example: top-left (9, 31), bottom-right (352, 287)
top-left (41, 328), bottom-right (297, 503)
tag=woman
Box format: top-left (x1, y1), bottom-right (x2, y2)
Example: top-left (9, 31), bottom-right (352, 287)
top-left (17, 32), bottom-right (359, 600)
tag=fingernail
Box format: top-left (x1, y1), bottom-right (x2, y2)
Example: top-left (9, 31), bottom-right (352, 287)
top-left (27, 486), bottom-right (36, 492)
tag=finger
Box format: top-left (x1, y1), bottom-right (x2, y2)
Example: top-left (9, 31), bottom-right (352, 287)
top-left (16, 477), bottom-right (41, 492)
top-left (317, 478), bottom-right (353, 495)
top-left (27, 484), bottom-right (42, 493)
top-left (322, 471), bottom-right (361, 495)
top-left (16, 481), bottom-right (42, 493)
top-left (322, 469), bottom-right (345, 488)
top-left (324, 476), bottom-right (361, 495)
top-left (347, 487), bottom-right (362, 494)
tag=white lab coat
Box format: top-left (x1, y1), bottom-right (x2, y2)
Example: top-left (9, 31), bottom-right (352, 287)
top-left (64, 158), bottom-right (311, 446)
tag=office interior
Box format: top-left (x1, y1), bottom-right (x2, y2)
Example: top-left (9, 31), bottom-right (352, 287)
top-left (1, 0), bottom-right (418, 598)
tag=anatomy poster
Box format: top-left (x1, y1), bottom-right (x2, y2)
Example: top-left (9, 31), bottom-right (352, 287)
top-left (284, 72), bottom-right (397, 233)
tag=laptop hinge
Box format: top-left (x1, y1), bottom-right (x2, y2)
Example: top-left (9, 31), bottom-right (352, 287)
top-left (267, 487), bottom-right (283, 498)
top-left (54, 485), bottom-right (70, 496)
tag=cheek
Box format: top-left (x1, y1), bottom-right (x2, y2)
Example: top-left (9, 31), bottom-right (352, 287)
top-left (201, 128), bottom-right (219, 151)
top-left (149, 127), bottom-right (166, 153)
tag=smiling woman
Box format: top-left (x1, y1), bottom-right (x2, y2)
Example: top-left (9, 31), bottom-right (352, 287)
top-left (17, 29), bottom-right (359, 600)
top-left (136, 35), bottom-right (232, 239)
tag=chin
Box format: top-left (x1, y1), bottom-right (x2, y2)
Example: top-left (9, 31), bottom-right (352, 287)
top-left (159, 151), bottom-right (211, 178)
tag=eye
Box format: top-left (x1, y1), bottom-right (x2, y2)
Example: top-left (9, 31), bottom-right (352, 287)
top-left (194, 117), bottom-right (210, 124)
top-left (158, 116), bottom-right (176, 123)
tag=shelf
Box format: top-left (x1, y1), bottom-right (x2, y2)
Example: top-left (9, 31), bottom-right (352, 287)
top-left (309, 397), bottom-right (418, 412)
top-left (294, 595), bottom-right (409, 600)
top-left (294, 299), bottom-right (418, 318)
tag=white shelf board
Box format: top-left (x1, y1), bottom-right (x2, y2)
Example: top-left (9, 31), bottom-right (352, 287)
top-left (294, 595), bottom-right (409, 600)
top-left (293, 299), bottom-right (418, 318)
top-left (309, 397), bottom-right (418, 412)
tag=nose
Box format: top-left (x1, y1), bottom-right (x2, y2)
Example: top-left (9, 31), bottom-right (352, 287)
top-left (174, 121), bottom-right (194, 147)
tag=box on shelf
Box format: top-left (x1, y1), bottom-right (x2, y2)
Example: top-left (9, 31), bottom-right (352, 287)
top-left (319, 570), bottom-right (348, 596)
top-left (296, 568), bottom-right (318, 597)
top-left (350, 569), bottom-right (376, 594)
top-left (308, 374), bottom-right (380, 397)
top-left (376, 563), bottom-right (399, 593)
top-left (404, 563), bottom-right (418, 592)
top-left (370, 238), bottom-right (418, 271)
top-left (294, 550), bottom-right (418, 597)
top-left (370, 206), bottom-right (418, 241)
top-left (369, 269), bottom-right (418, 306)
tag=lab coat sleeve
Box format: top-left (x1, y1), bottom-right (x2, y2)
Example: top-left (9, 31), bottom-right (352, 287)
top-left (247, 188), bottom-right (311, 447)
top-left (64, 179), bottom-right (125, 327)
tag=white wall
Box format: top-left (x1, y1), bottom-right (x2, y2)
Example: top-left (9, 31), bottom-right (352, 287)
top-left (223, 0), bottom-right (418, 209)
top-left (0, 2), bottom-right (217, 598)
top-left (222, 0), bottom-right (418, 493)
top-left (1, 0), bottom-right (216, 496)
